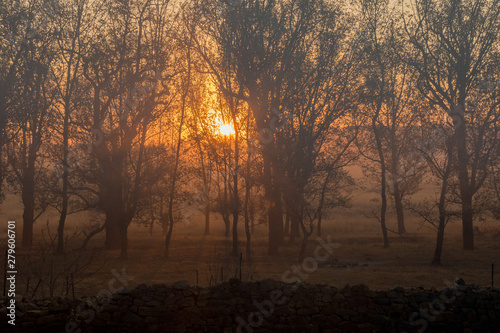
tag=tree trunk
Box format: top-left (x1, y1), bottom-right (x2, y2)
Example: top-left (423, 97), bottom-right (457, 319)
top-left (119, 220), bottom-right (128, 259)
top-left (298, 206), bottom-right (311, 262)
top-left (165, 35), bottom-right (191, 257)
top-left (105, 213), bottom-right (121, 250)
top-left (393, 184), bottom-right (406, 235)
top-left (258, 125), bottom-right (283, 254)
top-left (455, 111), bottom-right (474, 250)
top-left (103, 164), bottom-right (124, 250)
top-left (379, 162), bottom-right (389, 248)
top-left (81, 223), bottom-right (105, 250)
top-left (298, 232), bottom-right (308, 262)
top-left (223, 214), bottom-right (230, 237)
top-left (232, 208), bottom-right (239, 256)
top-left (373, 117), bottom-right (389, 248)
top-left (317, 166), bottom-right (335, 238)
top-left (56, 105), bottom-right (70, 254)
top-left (250, 200), bottom-right (255, 235)
top-left (287, 191), bottom-right (301, 243)
top-left (317, 216), bottom-right (322, 238)
top-left (284, 212), bottom-right (290, 237)
top-left (289, 214), bottom-right (300, 243)
top-left (231, 125), bottom-right (239, 257)
top-left (56, 15), bottom-right (82, 254)
top-left (223, 152), bottom-right (230, 238)
top-left (432, 138), bottom-right (454, 265)
top-left (22, 188), bottom-right (35, 249)
top-left (244, 114), bottom-right (252, 258)
top-left (21, 160), bottom-right (36, 249)
top-left (204, 203), bottom-right (210, 235)
top-left (165, 211), bottom-right (174, 257)
top-left (432, 219), bottom-right (445, 266)
top-left (56, 194), bottom-right (68, 254)
top-left (268, 187), bottom-right (283, 255)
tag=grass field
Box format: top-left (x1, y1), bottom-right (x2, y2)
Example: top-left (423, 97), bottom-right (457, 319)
top-left (1, 176), bottom-right (500, 298)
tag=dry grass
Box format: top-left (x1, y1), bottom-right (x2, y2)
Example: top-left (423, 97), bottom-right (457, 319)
top-left (1, 182), bottom-right (499, 298)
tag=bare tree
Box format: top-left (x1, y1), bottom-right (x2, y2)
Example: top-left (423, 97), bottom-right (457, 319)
top-left (185, 77), bottom-right (217, 236)
top-left (5, 1), bottom-right (57, 248)
top-left (193, 0), bottom-right (358, 255)
top-left (356, 0), bottom-right (396, 247)
top-left (406, 113), bottom-right (458, 265)
top-left (402, 0), bottom-right (500, 250)
top-left (49, 0), bottom-right (89, 254)
top-left (0, 0), bottom-right (29, 203)
top-left (165, 16), bottom-right (194, 257)
top-left (75, 0), bottom-right (174, 258)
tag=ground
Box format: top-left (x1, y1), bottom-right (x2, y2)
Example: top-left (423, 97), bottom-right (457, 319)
top-left (1, 177), bottom-right (499, 298)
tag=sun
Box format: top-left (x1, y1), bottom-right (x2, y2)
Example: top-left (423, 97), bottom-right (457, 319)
top-left (218, 123), bottom-right (235, 136)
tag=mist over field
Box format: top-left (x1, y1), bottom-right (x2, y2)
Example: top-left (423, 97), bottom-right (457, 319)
top-left (1, 0), bottom-right (500, 331)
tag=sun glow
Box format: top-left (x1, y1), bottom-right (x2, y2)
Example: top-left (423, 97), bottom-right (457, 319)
top-left (218, 124), bottom-right (235, 136)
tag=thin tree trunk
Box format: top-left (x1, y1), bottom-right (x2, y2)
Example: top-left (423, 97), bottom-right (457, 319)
top-left (165, 35), bottom-right (191, 257)
top-left (204, 203), bottom-right (210, 235)
top-left (249, 194), bottom-right (255, 234)
top-left (284, 212), bottom-right (290, 237)
top-left (149, 212), bottom-right (154, 235)
top-left (81, 223), bottom-right (105, 250)
top-left (373, 118), bottom-right (389, 248)
top-left (105, 211), bottom-right (121, 250)
top-left (56, 7), bottom-right (82, 254)
top-left (22, 151), bottom-right (37, 249)
top-left (298, 206), bottom-right (311, 262)
top-left (390, 145), bottom-right (405, 235)
top-left (393, 184), bottom-right (406, 235)
top-left (260, 126), bottom-right (283, 254)
top-left (432, 138), bottom-right (454, 265)
top-left (223, 214), bottom-right (230, 237)
top-left (231, 116), bottom-right (239, 257)
top-left (119, 219), bottom-right (128, 260)
top-left (268, 188), bottom-right (283, 255)
top-left (289, 214), bottom-right (300, 243)
top-left (432, 220), bottom-right (445, 266)
top-left (455, 110), bottom-right (474, 250)
top-left (244, 115), bottom-right (252, 258)
top-left (104, 167), bottom-right (124, 250)
top-left (223, 148), bottom-right (230, 238)
top-left (56, 103), bottom-right (70, 254)
top-left (317, 166), bottom-right (335, 238)
top-left (22, 184), bottom-right (35, 249)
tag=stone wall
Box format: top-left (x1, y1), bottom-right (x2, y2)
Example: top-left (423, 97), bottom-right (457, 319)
top-left (2, 279), bottom-right (500, 332)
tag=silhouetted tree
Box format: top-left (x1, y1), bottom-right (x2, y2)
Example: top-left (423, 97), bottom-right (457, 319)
top-left (5, 0), bottom-right (57, 248)
top-left (402, 0), bottom-right (500, 250)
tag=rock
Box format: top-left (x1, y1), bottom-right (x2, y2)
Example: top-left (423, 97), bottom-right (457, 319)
top-left (455, 277), bottom-right (466, 286)
top-left (36, 314), bottom-right (55, 325)
top-left (173, 281), bottom-right (190, 290)
top-left (393, 285), bottom-right (405, 293)
top-left (338, 321), bottom-right (358, 332)
top-left (138, 306), bottom-right (156, 316)
top-left (102, 304), bottom-right (120, 312)
top-left (333, 293), bottom-right (345, 303)
top-left (328, 315), bottom-right (343, 325)
top-left (260, 278), bottom-right (276, 292)
top-left (27, 309), bottom-right (49, 317)
top-left (122, 311), bottom-right (142, 323)
top-left (5, 280), bottom-right (500, 332)
top-left (229, 278), bottom-right (241, 286)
